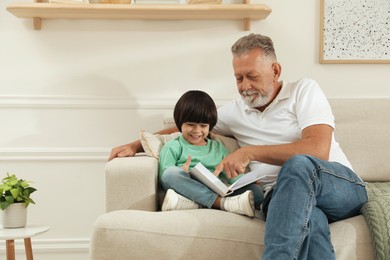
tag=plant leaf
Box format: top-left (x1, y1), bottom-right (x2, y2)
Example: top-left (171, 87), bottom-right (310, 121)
top-left (23, 187), bottom-right (37, 196)
top-left (10, 188), bottom-right (20, 199)
top-left (1, 201), bottom-right (10, 210)
top-left (5, 195), bottom-right (14, 204)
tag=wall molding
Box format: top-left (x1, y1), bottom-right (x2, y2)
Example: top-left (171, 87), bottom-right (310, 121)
top-left (0, 95), bottom-right (232, 109)
top-left (0, 147), bottom-right (109, 161)
top-left (0, 238), bottom-right (90, 254)
top-left (0, 95), bottom-right (168, 109)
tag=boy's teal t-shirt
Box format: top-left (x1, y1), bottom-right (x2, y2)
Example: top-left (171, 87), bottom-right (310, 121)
top-left (159, 135), bottom-right (240, 184)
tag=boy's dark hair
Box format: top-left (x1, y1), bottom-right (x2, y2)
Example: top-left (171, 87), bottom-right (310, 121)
top-left (174, 90), bottom-right (218, 132)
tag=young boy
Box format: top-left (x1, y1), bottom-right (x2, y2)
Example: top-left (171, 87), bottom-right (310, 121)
top-left (159, 90), bottom-right (264, 217)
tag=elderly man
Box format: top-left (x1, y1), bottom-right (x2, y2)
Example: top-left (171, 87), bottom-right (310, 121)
top-left (109, 33), bottom-right (367, 260)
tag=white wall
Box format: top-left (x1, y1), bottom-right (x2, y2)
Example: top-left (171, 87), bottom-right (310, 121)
top-left (1, 0), bottom-right (389, 259)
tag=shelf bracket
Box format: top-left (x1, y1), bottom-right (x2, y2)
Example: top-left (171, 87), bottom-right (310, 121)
top-left (33, 17), bottom-right (42, 30)
top-left (243, 0), bottom-right (250, 31)
top-left (33, 0), bottom-right (42, 30)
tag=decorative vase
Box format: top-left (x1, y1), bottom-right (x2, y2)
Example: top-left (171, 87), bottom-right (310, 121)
top-left (1, 203), bottom-right (27, 228)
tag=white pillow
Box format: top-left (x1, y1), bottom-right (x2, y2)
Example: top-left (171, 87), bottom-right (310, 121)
top-left (139, 131), bottom-right (240, 159)
top-left (139, 130), bottom-right (181, 159)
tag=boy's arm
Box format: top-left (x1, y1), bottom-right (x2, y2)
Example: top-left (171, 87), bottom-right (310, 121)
top-left (108, 126), bottom-right (179, 161)
top-left (158, 139), bottom-right (181, 176)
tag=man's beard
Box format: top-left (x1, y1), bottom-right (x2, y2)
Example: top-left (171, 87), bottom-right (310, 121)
top-left (241, 90), bottom-right (271, 108)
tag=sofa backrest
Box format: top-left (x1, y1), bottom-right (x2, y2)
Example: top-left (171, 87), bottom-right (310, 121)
top-left (329, 99), bottom-right (390, 182)
top-left (166, 99), bottom-right (389, 182)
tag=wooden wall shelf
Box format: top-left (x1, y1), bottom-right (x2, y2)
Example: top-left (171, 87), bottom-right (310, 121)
top-left (6, 2), bottom-right (271, 30)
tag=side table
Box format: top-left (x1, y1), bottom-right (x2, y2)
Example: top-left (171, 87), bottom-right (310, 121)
top-left (0, 225), bottom-right (50, 260)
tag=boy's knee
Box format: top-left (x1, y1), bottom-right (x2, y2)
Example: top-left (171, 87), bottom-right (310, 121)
top-left (161, 167), bottom-right (187, 183)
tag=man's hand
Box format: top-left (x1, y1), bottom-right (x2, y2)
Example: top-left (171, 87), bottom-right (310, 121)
top-left (108, 141), bottom-right (142, 161)
top-left (108, 127), bottom-right (180, 161)
top-left (181, 155), bottom-right (192, 173)
top-left (213, 147), bottom-right (253, 178)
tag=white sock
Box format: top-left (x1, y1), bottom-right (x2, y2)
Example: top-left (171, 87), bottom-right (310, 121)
top-left (220, 197), bottom-right (227, 211)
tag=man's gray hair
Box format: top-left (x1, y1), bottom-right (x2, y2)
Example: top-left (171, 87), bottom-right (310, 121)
top-left (231, 33), bottom-right (277, 60)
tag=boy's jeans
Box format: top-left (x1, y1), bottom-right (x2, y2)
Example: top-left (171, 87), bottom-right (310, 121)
top-left (160, 166), bottom-right (264, 209)
top-left (262, 155), bottom-right (368, 260)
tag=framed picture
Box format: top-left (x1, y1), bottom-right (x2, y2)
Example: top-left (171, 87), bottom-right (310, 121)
top-left (320, 0), bottom-right (390, 64)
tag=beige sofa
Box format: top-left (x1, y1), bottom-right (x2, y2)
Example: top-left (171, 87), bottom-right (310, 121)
top-left (90, 99), bottom-right (390, 260)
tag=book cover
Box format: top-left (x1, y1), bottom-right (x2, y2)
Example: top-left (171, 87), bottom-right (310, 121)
top-left (189, 162), bottom-right (274, 197)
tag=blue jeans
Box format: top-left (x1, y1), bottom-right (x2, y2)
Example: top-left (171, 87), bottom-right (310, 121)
top-left (160, 166), bottom-right (264, 209)
top-left (262, 155), bottom-right (368, 260)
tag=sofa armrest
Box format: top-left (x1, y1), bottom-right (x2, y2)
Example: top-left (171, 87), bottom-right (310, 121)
top-left (105, 154), bottom-right (159, 212)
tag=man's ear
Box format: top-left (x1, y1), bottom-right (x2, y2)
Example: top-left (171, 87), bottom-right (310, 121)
top-left (272, 62), bottom-right (282, 81)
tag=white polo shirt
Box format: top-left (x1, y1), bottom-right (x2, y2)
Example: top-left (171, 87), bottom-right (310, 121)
top-left (213, 78), bottom-right (352, 180)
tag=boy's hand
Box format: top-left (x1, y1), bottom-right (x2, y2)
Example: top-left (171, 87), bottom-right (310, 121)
top-left (182, 155), bottom-right (192, 173)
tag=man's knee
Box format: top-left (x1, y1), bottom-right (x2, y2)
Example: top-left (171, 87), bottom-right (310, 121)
top-left (284, 154), bottom-right (317, 168)
top-left (278, 155), bottom-right (318, 181)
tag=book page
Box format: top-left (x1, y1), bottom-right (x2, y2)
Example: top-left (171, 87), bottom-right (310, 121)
top-left (228, 169), bottom-right (274, 191)
top-left (189, 163), bottom-right (230, 197)
top-left (190, 162), bottom-right (275, 197)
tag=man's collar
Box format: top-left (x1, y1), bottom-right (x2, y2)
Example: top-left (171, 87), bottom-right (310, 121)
top-left (276, 81), bottom-right (290, 100)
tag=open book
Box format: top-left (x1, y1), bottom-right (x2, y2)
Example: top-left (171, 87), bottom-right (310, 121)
top-left (189, 162), bottom-right (274, 197)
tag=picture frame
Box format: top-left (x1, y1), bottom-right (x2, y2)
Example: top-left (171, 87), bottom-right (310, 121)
top-left (320, 0), bottom-right (390, 64)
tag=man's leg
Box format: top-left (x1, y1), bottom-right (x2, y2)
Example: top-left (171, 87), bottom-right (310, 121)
top-left (305, 207), bottom-right (334, 260)
top-left (262, 155), bottom-right (367, 260)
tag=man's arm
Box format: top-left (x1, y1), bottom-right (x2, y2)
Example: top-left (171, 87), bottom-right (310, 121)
top-left (108, 126), bottom-right (179, 161)
top-left (214, 124), bottom-right (333, 178)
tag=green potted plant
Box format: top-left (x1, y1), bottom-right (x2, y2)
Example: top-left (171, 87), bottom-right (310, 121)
top-left (0, 173), bottom-right (37, 228)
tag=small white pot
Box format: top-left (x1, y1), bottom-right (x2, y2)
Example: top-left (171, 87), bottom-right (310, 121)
top-left (1, 203), bottom-right (27, 228)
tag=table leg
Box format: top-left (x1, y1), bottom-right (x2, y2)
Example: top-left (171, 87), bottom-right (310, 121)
top-left (6, 240), bottom-right (15, 260)
top-left (24, 238), bottom-right (34, 260)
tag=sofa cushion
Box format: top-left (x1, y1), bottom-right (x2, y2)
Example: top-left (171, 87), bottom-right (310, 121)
top-left (91, 210), bottom-right (374, 260)
top-left (209, 133), bottom-right (240, 153)
top-left (329, 99), bottom-right (390, 182)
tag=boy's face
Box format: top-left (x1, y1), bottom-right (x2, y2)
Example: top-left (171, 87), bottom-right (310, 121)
top-left (181, 122), bottom-right (209, 146)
